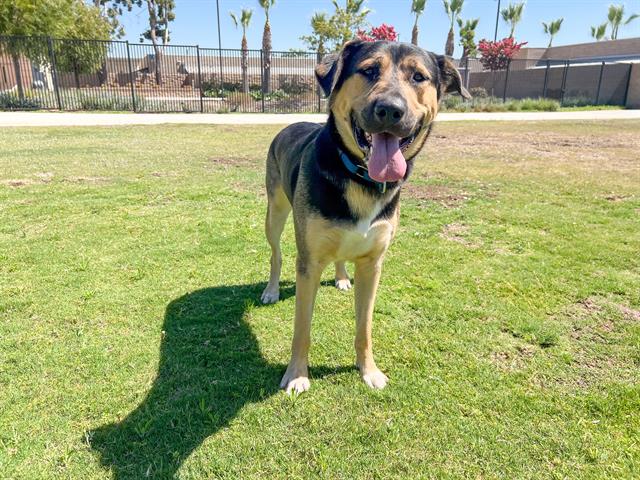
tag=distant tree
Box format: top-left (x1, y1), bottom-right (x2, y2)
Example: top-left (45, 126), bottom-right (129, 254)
top-left (0, 0), bottom-right (110, 100)
top-left (300, 12), bottom-right (331, 55)
top-left (411, 0), bottom-right (427, 46)
top-left (93, 1), bottom-right (134, 85)
top-left (443, 0), bottom-right (464, 57)
top-left (457, 18), bottom-right (479, 58)
top-left (328, 0), bottom-right (371, 49)
top-left (542, 18), bottom-right (563, 47)
top-left (607, 4), bottom-right (639, 40)
top-left (478, 37), bottom-right (527, 71)
top-left (300, 0), bottom-right (370, 53)
top-left (230, 9), bottom-right (253, 93)
top-left (357, 24), bottom-right (398, 42)
top-left (590, 22), bottom-right (608, 41)
top-left (258, 0), bottom-right (275, 93)
top-left (500, 2), bottom-right (525, 38)
top-left (130, 0), bottom-right (175, 85)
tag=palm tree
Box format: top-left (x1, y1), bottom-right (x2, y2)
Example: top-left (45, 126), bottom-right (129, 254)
top-left (443, 0), bottom-right (464, 56)
top-left (230, 9), bottom-right (253, 93)
top-left (607, 4), bottom-right (639, 40)
top-left (542, 18), bottom-right (563, 47)
top-left (457, 18), bottom-right (479, 58)
top-left (411, 0), bottom-right (427, 46)
top-left (590, 22), bottom-right (608, 41)
top-left (501, 2), bottom-right (525, 38)
top-left (258, 0), bottom-right (275, 93)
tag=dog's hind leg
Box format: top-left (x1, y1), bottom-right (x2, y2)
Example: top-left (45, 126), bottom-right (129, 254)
top-left (261, 185), bottom-right (291, 304)
top-left (334, 261), bottom-right (352, 291)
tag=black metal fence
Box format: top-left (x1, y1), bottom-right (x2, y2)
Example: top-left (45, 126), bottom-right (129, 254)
top-left (0, 35), bottom-right (635, 113)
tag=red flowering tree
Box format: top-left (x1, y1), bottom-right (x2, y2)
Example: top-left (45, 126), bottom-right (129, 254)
top-left (478, 37), bottom-right (527, 71)
top-left (356, 23), bottom-right (398, 42)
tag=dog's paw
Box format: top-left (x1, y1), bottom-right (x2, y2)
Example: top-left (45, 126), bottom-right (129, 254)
top-left (361, 369), bottom-right (388, 390)
top-left (280, 365), bottom-right (310, 395)
top-left (260, 288), bottom-right (279, 304)
top-left (335, 278), bottom-right (352, 291)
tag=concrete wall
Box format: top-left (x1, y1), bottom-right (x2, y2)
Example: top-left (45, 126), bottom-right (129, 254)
top-left (516, 37), bottom-right (640, 62)
top-left (626, 63), bottom-right (640, 109)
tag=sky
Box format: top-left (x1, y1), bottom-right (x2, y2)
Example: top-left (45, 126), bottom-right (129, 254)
top-left (118, 0), bottom-right (640, 56)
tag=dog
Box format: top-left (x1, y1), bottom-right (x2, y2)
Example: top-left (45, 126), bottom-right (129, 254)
top-left (261, 40), bottom-right (470, 394)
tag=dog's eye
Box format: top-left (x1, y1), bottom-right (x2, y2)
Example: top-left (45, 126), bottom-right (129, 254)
top-left (360, 67), bottom-right (378, 79)
top-left (412, 72), bottom-right (427, 83)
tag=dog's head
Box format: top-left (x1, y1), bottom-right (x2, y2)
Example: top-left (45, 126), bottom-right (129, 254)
top-left (316, 40), bottom-right (470, 183)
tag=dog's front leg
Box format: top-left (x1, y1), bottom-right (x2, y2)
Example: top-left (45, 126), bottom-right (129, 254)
top-left (354, 256), bottom-right (389, 389)
top-left (280, 258), bottom-right (324, 394)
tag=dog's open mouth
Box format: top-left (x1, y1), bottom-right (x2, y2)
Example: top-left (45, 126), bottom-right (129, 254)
top-left (351, 115), bottom-right (421, 183)
top-left (351, 115), bottom-right (419, 154)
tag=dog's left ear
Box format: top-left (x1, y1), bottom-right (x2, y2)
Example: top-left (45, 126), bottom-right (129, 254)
top-left (437, 55), bottom-right (471, 100)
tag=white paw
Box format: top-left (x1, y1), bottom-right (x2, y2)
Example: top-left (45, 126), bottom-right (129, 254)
top-left (280, 366), bottom-right (310, 395)
top-left (260, 288), bottom-right (279, 304)
top-left (361, 369), bottom-right (388, 390)
top-left (335, 278), bottom-right (352, 291)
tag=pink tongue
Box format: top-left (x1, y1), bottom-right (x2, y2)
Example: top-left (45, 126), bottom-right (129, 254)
top-left (368, 133), bottom-right (407, 183)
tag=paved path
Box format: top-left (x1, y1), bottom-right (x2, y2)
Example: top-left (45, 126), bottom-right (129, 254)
top-left (1, 109), bottom-right (639, 127)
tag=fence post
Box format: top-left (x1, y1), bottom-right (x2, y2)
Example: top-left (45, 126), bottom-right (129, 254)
top-left (542, 59), bottom-right (550, 98)
top-left (196, 45), bottom-right (204, 113)
top-left (622, 62), bottom-right (633, 107)
top-left (259, 49), bottom-right (265, 113)
top-left (46, 37), bottom-right (63, 110)
top-left (316, 51), bottom-right (322, 113)
top-left (464, 56), bottom-right (471, 90)
top-left (595, 61), bottom-right (605, 105)
top-left (125, 41), bottom-right (137, 112)
top-left (502, 59), bottom-right (511, 102)
top-left (559, 60), bottom-right (570, 106)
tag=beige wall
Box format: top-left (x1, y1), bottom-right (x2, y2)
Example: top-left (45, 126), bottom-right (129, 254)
top-left (517, 37), bottom-right (640, 61)
top-left (626, 63), bottom-right (640, 109)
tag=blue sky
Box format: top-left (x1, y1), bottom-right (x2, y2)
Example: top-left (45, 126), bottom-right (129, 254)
top-left (118, 0), bottom-right (640, 55)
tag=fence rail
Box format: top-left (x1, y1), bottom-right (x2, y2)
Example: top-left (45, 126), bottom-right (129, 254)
top-left (0, 35), bottom-right (634, 113)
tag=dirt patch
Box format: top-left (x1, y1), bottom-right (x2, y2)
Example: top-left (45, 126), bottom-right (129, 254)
top-left (491, 344), bottom-right (536, 372)
top-left (440, 223), bottom-right (481, 247)
top-left (403, 183), bottom-right (470, 208)
top-left (618, 304), bottom-right (640, 321)
top-left (208, 156), bottom-right (256, 169)
top-left (3, 172), bottom-right (53, 187)
top-left (65, 176), bottom-right (110, 183)
top-left (603, 193), bottom-right (634, 202)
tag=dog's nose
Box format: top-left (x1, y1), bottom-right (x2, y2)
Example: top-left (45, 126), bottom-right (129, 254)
top-left (374, 99), bottom-right (406, 127)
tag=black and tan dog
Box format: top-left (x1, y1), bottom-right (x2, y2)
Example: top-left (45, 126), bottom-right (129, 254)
top-left (261, 40), bottom-right (469, 394)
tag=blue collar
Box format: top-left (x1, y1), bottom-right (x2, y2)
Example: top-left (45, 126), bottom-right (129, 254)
top-left (338, 149), bottom-right (387, 193)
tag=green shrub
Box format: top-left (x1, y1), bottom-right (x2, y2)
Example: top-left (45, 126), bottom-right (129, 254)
top-left (0, 93), bottom-right (41, 110)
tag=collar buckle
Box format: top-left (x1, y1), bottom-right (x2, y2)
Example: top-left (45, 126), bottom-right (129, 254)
top-left (338, 149), bottom-right (388, 194)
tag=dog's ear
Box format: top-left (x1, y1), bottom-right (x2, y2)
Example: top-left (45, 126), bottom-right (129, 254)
top-left (315, 40), bottom-right (365, 97)
top-left (436, 55), bottom-right (471, 100)
top-left (315, 53), bottom-right (340, 97)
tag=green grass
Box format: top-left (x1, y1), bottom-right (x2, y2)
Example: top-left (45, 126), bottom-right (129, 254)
top-left (1, 121), bottom-right (639, 479)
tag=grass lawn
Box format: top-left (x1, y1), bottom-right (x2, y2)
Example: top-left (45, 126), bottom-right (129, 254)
top-left (1, 120), bottom-right (639, 479)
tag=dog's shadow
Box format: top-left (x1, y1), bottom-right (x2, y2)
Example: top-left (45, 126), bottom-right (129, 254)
top-left (89, 281), bottom-right (348, 479)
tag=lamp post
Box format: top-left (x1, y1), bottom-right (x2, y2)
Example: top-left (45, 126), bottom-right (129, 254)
top-left (216, 0), bottom-right (223, 90)
top-left (494, 0), bottom-right (501, 41)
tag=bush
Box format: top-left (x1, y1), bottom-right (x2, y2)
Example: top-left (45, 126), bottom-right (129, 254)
top-left (441, 96), bottom-right (560, 113)
top-left (249, 89), bottom-right (289, 102)
top-left (75, 92), bottom-right (135, 111)
top-left (0, 93), bottom-right (41, 110)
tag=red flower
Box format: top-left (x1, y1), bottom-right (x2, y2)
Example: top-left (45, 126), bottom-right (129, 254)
top-left (357, 23), bottom-right (398, 42)
top-left (478, 37), bottom-right (527, 71)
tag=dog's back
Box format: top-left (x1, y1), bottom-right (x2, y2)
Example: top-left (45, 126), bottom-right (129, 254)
top-left (266, 122), bottom-right (323, 205)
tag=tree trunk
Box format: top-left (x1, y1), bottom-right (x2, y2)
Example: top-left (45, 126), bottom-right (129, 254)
top-left (445, 28), bottom-right (454, 57)
top-left (412, 23), bottom-right (419, 45)
top-left (241, 36), bottom-right (248, 94)
top-left (150, 30), bottom-right (162, 86)
top-left (11, 53), bottom-right (25, 101)
top-left (262, 19), bottom-right (272, 94)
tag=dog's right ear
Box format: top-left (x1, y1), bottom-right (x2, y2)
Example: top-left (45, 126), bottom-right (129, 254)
top-left (315, 40), bottom-right (365, 97)
top-left (315, 53), bottom-right (340, 97)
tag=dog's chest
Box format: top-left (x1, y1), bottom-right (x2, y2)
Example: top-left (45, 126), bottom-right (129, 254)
top-left (305, 187), bottom-right (396, 262)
